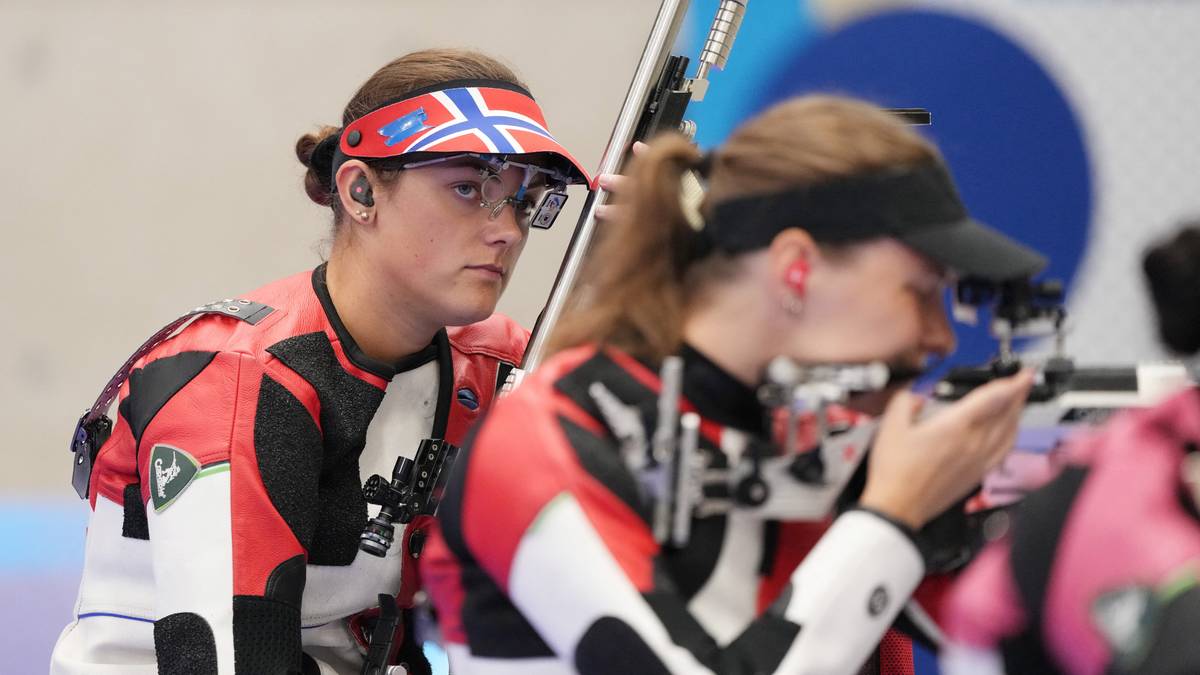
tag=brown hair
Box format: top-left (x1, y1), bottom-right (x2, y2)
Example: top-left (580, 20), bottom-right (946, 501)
top-left (294, 48), bottom-right (528, 222)
top-left (548, 95), bottom-right (942, 362)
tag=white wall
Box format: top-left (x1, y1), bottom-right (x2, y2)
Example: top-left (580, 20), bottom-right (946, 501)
top-left (0, 0), bottom-right (662, 491)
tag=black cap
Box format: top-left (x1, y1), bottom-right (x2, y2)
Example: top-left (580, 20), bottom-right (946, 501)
top-left (704, 161), bottom-right (1046, 282)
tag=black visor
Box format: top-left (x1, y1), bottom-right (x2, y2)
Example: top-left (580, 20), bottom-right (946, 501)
top-left (703, 162), bottom-right (1046, 282)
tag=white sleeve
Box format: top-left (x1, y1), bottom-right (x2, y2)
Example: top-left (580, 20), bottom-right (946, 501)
top-left (774, 509), bottom-right (926, 674)
top-left (506, 494), bottom-right (925, 675)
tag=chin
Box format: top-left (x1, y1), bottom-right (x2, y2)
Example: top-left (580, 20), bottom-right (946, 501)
top-left (442, 298), bottom-right (500, 327)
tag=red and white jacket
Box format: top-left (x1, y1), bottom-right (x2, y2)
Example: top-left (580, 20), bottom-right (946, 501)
top-left (423, 344), bottom-right (941, 675)
top-left (52, 264), bottom-right (527, 675)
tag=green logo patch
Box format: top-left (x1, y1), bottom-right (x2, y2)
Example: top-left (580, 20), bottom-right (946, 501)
top-left (149, 444), bottom-right (200, 512)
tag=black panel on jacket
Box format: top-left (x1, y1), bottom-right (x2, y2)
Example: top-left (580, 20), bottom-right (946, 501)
top-left (677, 344), bottom-right (766, 434)
top-left (642, 583), bottom-right (724, 672)
top-left (665, 516), bottom-right (729, 601)
top-left (265, 554), bottom-right (307, 609)
top-left (155, 611), bottom-right (218, 675)
top-left (576, 617), bottom-right (672, 675)
top-left (1002, 465), bottom-right (1090, 674)
top-left (552, 351), bottom-right (658, 431)
top-left (266, 332), bottom-right (386, 565)
top-left (1116, 584), bottom-right (1200, 674)
top-left (435, 423), bottom-right (478, 565)
top-left (459, 562), bottom-right (555, 658)
top-left (438, 424), bottom-right (555, 659)
top-left (120, 350), bottom-right (218, 446)
top-left (553, 351), bottom-right (731, 601)
top-left (254, 375), bottom-right (324, 551)
top-left (999, 629), bottom-right (1065, 675)
top-left (1011, 467), bottom-right (1089, 612)
top-left (643, 574), bottom-right (802, 675)
top-left (122, 482), bottom-right (149, 540)
top-left (311, 263), bottom-right (441, 379)
top-left (233, 595), bottom-right (302, 675)
top-left (556, 415), bottom-right (650, 523)
top-left (496, 361), bottom-right (516, 393)
top-left (724, 610), bottom-right (802, 674)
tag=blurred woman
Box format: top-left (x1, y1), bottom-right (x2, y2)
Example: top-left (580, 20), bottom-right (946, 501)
top-left (942, 222), bottom-right (1200, 675)
top-left (422, 95), bottom-right (1041, 674)
top-left (52, 48), bottom-right (589, 674)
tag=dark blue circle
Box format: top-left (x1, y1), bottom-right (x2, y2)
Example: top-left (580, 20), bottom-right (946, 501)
top-left (759, 9), bottom-right (1092, 372)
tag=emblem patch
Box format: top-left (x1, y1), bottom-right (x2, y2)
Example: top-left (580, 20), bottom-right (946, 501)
top-left (149, 444), bottom-right (200, 512)
top-left (1092, 585), bottom-right (1156, 665)
top-left (379, 108), bottom-right (429, 146)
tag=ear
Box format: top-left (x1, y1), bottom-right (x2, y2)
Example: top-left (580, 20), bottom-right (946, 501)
top-left (334, 161), bottom-right (375, 219)
top-left (766, 228), bottom-right (821, 298)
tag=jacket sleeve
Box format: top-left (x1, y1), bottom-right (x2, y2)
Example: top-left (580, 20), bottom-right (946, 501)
top-left (134, 349), bottom-right (313, 674)
top-left (452, 391), bottom-right (926, 675)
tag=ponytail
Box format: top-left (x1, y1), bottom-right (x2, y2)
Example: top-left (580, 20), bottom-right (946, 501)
top-left (547, 134), bottom-right (713, 361)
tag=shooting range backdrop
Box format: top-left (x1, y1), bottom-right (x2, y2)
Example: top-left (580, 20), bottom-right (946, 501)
top-left (3, 1), bottom-right (1198, 672)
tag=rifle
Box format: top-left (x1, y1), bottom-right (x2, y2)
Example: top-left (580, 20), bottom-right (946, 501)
top-left (515, 0), bottom-right (750, 379)
top-left (934, 275), bottom-right (1193, 505)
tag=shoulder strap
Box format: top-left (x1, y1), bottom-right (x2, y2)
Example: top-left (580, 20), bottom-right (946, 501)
top-left (70, 298), bottom-right (274, 498)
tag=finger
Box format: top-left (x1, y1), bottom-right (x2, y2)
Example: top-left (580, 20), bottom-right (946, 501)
top-left (978, 392), bottom-right (1027, 467)
top-left (596, 173), bottom-right (631, 193)
top-left (949, 370), bottom-right (1035, 427)
top-left (879, 390), bottom-right (925, 433)
top-left (632, 141), bottom-right (649, 156)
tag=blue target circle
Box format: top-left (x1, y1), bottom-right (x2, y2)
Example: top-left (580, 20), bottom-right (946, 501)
top-left (754, 9), bottom-right (1092, 372)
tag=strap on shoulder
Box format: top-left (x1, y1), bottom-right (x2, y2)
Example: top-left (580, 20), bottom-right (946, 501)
top-left (69, 298), bottom-right (274, 498)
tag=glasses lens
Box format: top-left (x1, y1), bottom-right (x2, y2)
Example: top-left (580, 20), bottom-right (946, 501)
top-left (480, 173), bottom-right (508, 205)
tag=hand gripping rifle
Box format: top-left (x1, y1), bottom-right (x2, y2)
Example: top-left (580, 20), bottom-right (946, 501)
top-left (935, 276), bottom-right (1193, 457)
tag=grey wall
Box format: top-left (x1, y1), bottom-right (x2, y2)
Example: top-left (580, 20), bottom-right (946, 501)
top-left (0, 1), bottom-right (663, 492)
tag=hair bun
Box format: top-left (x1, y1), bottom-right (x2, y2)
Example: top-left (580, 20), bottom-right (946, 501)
top-left (295, 126), bottom-right (341, 207)
top-left (1143, 221), bottom-right (1200, 354)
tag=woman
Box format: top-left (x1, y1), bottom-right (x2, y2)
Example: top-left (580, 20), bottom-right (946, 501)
top-left (941, 223), bottom-right (1200, 675)
top-left (422, 95), bottom-right (1040, 674)
top-left (52, 48), bottom-right (589, 674)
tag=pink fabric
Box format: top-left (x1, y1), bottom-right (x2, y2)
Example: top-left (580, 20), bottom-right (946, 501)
top-left (946, 388), bottom-right (1200, 674)
top-left (945, 542), bottom-right (1028, 648)
top-left (1045, 389), bottom-right (1200, 673)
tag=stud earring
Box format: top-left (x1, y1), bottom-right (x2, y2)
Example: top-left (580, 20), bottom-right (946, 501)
top-left (781, 294), bottom-right (804, 316)
top-left (355, 209), bottom-right (368, 220)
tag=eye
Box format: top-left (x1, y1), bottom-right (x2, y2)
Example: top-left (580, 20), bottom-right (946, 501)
top-left (906, 280), bottom-right (942, 308)
top-left (514, 197), bottom-right (536, 216)
top-left (452, 183), bottom-right (480, 200)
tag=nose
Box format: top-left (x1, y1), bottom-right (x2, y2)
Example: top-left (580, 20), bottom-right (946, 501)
top-left (484, 201), bottom-right (525, 249)
top-left (923, 302), bottom-right (957, 359)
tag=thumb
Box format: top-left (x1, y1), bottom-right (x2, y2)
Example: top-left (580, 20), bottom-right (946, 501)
top-left (953, 370), bottom-right (1035, 425)
top-left (880, 390), bottom-right (925, 433)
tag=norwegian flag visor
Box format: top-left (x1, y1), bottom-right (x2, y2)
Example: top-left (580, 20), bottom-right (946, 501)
top-left (334, 79), bottom-right (590, 187)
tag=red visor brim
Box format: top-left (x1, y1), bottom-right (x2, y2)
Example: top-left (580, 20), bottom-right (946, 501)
top-left (340, 85), bottom-right (591, 187)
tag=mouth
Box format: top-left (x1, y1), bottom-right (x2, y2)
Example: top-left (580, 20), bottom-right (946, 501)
top-left (466, 263), bottom-right (506, 279)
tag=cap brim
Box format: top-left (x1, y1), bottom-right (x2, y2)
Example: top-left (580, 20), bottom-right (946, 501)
top-left (898, 218), bottom-right (1047, 282)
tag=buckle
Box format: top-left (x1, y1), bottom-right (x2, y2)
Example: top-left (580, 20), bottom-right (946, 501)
top-left (70, 413), bottom-right (112, 499)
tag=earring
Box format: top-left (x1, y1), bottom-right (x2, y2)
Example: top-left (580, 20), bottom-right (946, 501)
top-left (781, 293), bottom-right (804, 316)
top-left (355, 209), bottom-right (368, 220)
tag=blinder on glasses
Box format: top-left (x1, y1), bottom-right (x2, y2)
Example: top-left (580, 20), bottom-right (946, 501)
top-left (403, 152), bottom-right (572, 229)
